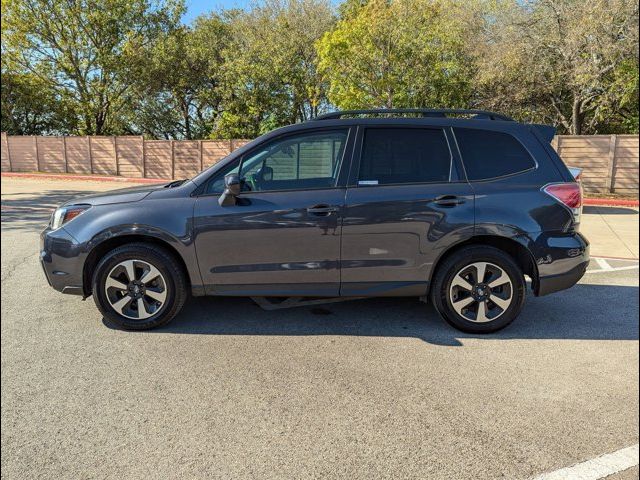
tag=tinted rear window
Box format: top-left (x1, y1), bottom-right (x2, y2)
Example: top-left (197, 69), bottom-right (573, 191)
top-left (454, 128), bottom-right (535, 181)
top-left (358, 128), bottom-right (451, 185)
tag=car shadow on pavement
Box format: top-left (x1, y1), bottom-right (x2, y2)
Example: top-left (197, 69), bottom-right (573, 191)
top-left (583, 205), bottom-right (638, 215)
top-left (1, 190), bottom-right (99, 231)
top-left (105, 282), bottom-right (639, 346)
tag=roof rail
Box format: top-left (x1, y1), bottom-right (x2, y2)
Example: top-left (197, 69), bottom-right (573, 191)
top-left (312, 108), bottom-right (514, 122)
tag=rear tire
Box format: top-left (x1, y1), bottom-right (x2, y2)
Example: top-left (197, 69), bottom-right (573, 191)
top-left (92, 243), bottom-right (187, 330)
top-left (430, 246), bottom-right (526, 333)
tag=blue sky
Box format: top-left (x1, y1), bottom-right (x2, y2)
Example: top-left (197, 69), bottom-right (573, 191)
top-left (182, 0), bottom-right (252, 23)
top-left (181, 0), bottom-right (340, 23)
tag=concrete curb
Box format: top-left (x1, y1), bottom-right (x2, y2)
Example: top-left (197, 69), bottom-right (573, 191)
top-left (583, 198), bottom-right (639, 207)
top-left (1, 172), bottom-right (169, 184)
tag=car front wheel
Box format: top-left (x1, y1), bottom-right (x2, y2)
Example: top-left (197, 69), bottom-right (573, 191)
top-left (431, 246), bottom-right (526, 333)
top-left (92, 243), bottom-right (187, 330)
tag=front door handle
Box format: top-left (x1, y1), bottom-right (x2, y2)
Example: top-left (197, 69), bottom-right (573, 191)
top-left (307, 204), bottom-right (339, 216)
top-left (432, 195), bottom-right (465, 207)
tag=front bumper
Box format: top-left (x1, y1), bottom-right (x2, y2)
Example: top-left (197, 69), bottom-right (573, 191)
top-left (533, 231), bottom-right (590, 296)
top-left (40, 226), bottom-right (86, 295)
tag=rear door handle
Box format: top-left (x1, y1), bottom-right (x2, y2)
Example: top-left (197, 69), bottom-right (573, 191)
top-left (307, 204), bottom-right (339, 216)
top-left (432, 195), bottom-right (465, 207)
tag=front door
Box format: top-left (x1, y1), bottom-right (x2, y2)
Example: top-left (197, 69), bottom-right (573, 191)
top-left (193, 128), bottom-right (352, 296)
top-left (340, 126), bottom-right (475, 296)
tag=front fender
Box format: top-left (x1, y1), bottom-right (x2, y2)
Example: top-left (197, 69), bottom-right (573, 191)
top-left (87, 224), bottom-right (188, 252)
top-left (61, 197), bottom-right (202, 295)
top-left (83, 224), bottom-right (203, 295)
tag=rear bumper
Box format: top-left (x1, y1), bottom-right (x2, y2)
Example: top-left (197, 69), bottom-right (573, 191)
top-left (537, 260), bottom-right (589, 296)
top-left (533, 231), bottom-right (590, 296)
top-left (40, 226), bottom-right (86, 295)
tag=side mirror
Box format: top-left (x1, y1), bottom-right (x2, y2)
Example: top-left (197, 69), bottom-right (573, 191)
top-left (218, 173), bottom-right (241, 206)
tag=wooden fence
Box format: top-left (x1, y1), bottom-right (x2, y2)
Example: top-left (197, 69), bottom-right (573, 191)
top-left (551, 135), bottom-right (638, 194)
top-left (1, 132), bottom-right (638, 194)
top-left (0, 133), bottom-right (249, 180)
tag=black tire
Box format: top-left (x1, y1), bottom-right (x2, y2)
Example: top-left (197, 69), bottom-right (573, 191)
top-left (92, 243), bottom-right (187, 330)
top-left (430, 246), bottom-right (526, 333)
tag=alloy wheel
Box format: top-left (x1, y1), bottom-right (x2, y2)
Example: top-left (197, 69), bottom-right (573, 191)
top-left (448, 261), bottom-right (513, 323)
top-left (104, 259), bottom-right (168, 320)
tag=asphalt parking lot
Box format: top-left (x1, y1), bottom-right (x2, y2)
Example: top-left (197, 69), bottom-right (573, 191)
top-left (1, 177), bottom-right (638, 479)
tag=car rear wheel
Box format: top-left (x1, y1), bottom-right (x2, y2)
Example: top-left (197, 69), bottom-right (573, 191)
top-left (430, 246), bottom-right (526, 333)
top-left (92, 243), bottom-right (187, 330)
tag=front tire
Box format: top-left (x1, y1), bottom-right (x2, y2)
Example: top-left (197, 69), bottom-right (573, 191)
top-left (430, 246), bottom-right (526, 333)
top-left (92, 243), bottom-right (187, 330)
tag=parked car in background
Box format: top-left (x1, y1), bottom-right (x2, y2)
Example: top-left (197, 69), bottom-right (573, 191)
top-left (41, 109), bottom-right (589, 333)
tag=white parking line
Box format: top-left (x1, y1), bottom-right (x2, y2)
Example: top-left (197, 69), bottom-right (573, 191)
top-left (586, 265), bottom-right (640, 274)
top-left (586, 257), bottom-right (639, 274)
top-left (595, 257), bottom-right (614, 271)
top-left (532, 444), bottom-right (639, 480)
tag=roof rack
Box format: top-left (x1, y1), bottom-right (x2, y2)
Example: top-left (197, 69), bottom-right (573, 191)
top-left (312, 108), bottom-right (514, 122)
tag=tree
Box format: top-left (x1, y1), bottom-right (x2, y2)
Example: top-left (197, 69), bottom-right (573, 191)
top-left (0, 70), bottom-right (74, 134)
top-left (0, 1), bottom-right (74, 134)
top-left (596, 59), bottom-right (639, 134)
top-left (316, 0), bottom-right (476, 110)
top-left (2, 0), bottom-right (184, 135)
top-left (2, 0), bottom-right (637, 138)
top-left (474, 0), bottom-right (639, 134)
top-left (213, 0), bottom-right (336, 138)
top-left (127, 14), bottom-right (231, 139)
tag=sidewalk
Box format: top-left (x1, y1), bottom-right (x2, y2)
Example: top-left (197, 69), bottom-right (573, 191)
top-left (581, 205), bottom-right (639, 259)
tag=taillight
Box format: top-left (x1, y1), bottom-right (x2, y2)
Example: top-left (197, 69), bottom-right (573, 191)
top-left (543, 182), bottom-right (582, 227)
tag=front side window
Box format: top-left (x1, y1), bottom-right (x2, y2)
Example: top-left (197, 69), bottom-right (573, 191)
top-left (204, 129), bottom-right (348, 194)
top-left (358, 128), bottom-right (452, 186)
top-left (238, 129), bottom-right (348, 192)
top-left (454, 128), bottom-right (536, 181)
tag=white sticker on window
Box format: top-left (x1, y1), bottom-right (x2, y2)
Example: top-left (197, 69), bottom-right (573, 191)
top-left (358, 180), bottom-right (379, 185)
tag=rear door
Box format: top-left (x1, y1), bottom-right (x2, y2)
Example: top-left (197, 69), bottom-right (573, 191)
top-left (340, 125), bottom-right (475, 296)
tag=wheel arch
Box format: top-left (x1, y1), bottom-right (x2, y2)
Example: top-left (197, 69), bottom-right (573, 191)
top-left (82, 233), bottom-right (192, 297)
top-left (429, 235), bottom-right (539, 295)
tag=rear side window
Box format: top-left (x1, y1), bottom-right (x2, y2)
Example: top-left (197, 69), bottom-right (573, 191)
top-left (358, 128), bottom-right (451, 185)
top-left (454, 128), bottom-right (535, 181)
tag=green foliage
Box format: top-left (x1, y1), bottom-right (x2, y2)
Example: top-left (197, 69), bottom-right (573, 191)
top-left (212, 0), bottom-right (336, 139)
top-left (316, 0), bottom-right (475, 110)
top-left (126, 13), bottom-right (231, 139)
top-left (2, 0), bottom-right (184, 135)
top-left (1, 0), bottom-right (638, 137)
top-left (596, 60), bottom-right (639, 134)
top-left (0, 71), bottom-right (74, 134)
top-left (473, 0), bottom-right (639, 134)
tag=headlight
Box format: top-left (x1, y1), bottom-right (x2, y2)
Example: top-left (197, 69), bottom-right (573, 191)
top-left (50, 205), bottom-right (91, 230)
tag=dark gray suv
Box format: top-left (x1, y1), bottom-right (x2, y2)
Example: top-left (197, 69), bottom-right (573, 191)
top-left (40, 109), bottom-right (589, 333)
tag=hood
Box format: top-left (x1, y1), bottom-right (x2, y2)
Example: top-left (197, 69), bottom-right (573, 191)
top-left (62, 182), bottom-right (169, 207)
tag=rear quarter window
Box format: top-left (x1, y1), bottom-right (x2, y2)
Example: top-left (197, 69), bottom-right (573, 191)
top-left (454, 128), bottom-right (536, 181)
